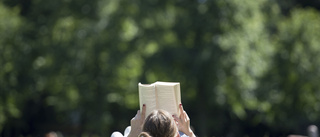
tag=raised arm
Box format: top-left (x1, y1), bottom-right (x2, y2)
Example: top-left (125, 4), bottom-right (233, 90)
top-left (173, 104), bottom-right (196, 137)
top-left (127, 104), bottom-right (146, 137)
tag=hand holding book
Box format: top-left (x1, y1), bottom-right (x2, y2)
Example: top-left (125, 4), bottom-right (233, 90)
top-left (127, 104), bottom-right (146, 137)
top-left (173, 104), bottom-right (196, 137)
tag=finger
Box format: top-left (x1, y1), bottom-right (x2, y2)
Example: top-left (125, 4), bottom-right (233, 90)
top-left (181, 111), bottom-right (187, 121)
top-left (172, 114), bottom-right (178, 120)
top-left (141, 104), bottom-right (146, 119)
top-left (171, 117), bottom-right (179, 127)
top-left (172, 114), bottom-right (182, 123)
top-left (179, 104), bottom-right (184, 118)
top-left (184, 111), bottom-right (190, 121)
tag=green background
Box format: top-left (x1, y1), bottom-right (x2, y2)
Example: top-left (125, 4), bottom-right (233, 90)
top-left (1, 0), bottom-right (320, 136)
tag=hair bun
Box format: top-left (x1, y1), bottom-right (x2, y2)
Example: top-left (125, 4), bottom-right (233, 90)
top-left (139, 132), bottom-right (152, 137)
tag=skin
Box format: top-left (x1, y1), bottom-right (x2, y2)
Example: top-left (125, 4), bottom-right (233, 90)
top-left (173, 104), bottom-right (196, 137)
top-left (127, 104), bottom-right (146, 137)
top-left (127, 104), bottom-right (196, 137)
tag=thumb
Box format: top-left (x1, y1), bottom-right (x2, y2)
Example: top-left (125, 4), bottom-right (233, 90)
top-left (172, 115), bottom-right (181, 123)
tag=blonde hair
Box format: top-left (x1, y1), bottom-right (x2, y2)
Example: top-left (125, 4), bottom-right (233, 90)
top-left (138, 110), bottom-right (178, 137)
top-left (139, 132), bottom-right (152, 137)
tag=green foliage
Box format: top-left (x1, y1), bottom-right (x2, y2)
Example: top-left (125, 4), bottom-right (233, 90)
top-left (0, 2), bottom-right (22, 132)
top-left (269, 8), bottom-right (320, 124)
top-left (0, 0), bottom-right (320, 136)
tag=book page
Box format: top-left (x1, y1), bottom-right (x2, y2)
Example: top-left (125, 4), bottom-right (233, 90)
top-left (155, 82), bottom-right (181, 116)
top-left (174, 83), bottom-right (181, 115)
top-left (139, 83), bottom-right (157, 117)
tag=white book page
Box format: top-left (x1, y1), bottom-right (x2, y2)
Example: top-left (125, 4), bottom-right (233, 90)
top-left (155, 82), bottom-right (180, 116)
top-left (139, 83), bottom-right (157, 117)
top-left (174, 84), bottom-right (181, 116)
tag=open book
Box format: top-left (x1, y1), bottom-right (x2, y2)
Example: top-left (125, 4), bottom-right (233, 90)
top-left (139, 81), bottom-right (181, 117)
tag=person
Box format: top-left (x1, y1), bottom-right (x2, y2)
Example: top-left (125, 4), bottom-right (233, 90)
top-left (127, 104), bottom-right (196, 137)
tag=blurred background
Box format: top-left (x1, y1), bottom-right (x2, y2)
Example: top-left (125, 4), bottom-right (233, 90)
top-left (1, 0), bottom-right (320, 136)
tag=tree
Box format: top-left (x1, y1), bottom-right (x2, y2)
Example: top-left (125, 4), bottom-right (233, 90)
top-left (1, 0), bottom-right (320, 136)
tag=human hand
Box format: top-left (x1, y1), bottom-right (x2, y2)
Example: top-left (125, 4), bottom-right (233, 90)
top-left (127, 104), bottom-right (146, 137)
top-left (173, 104), bottom-right (196, 137)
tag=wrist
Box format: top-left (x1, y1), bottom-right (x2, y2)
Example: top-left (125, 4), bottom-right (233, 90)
top-left (185, 129), bottom-right (195, 137)
top-left (128, 131), bottom-right (140, 137)
top-left (127, 127), bottom-right (141, 137)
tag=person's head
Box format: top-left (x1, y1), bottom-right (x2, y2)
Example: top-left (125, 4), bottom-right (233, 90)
top-left (139, 109), bottom-right (178, 137)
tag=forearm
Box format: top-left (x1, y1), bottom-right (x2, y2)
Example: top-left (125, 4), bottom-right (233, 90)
top-left (184, 130), bottom-right (196, 137)
top-left (127, 127), bottom-right (141, 137)
top-left (187, 132), bottom-right (196, 137)
top-left (127, 133), bottom-right (136, 137)
top-left (127, 131), bottom-right (139, 137)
